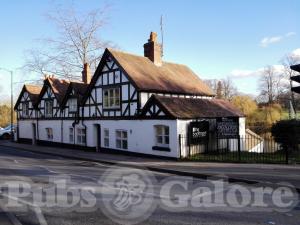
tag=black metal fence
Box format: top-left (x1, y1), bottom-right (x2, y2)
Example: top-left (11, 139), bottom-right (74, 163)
top-left (179, 134), bottom-right (300, 164)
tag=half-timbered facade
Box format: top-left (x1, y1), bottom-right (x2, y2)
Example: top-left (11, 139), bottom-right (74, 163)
top-left (15, 32), bottom-right (245, 158)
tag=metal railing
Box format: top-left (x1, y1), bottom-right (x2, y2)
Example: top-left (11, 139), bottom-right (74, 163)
top-left (179, 134), bottom-right (300, 164)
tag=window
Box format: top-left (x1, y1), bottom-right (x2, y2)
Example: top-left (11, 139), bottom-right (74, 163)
top-left (103, 88), bottom-right (120, 108)
top-left (46, 128), bottom-right (53, 140)
top-left (154, 125), bottom-right (169, 147)
top-left (45, 100), bottom-right (53, 117)
top-left (104, 129), bottom-right (109, 147)
top-left (116, 130), bottom-right (128, 149)
top-left (77, 128), bottom-right (86, 145)
top-left (22, 102), bottom-right (29, 117)
top-left (69, 98), bottom-right (77, 113)
top-left (69, 127), bottom-right (74, 143)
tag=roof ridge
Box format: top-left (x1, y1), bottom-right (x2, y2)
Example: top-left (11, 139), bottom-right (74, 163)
top-left (107, 48), bottom-right (187, 66)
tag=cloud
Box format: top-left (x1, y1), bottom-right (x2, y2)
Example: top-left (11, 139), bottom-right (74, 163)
top-left (285, 32), bottom-right (296, 37)
top-left (290, 48), bottom-right (300, 61)
top-left (260, 32), bottom-right (296, 47)
top-left (230, 65), bottom-right (284, 79)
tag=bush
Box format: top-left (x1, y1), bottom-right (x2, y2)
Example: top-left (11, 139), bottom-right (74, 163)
top-left (271, 120), bottom-right (300, 151)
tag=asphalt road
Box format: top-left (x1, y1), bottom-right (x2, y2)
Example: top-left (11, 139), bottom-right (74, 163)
top-left (0, 145), bottom-right (299, 225)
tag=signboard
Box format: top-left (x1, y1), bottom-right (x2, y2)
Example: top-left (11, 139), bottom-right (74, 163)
top-left (188, 121), bottom-right (209, 144)
top-left (217, 117), bottom-right (239, 138)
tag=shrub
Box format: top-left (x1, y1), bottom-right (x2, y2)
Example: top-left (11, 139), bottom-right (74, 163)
top-left (271, 120), bottom-right (300, 151)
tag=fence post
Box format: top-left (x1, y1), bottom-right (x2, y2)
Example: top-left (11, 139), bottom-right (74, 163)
top-left (238, 135), bottom-right (241, 162)
top-left (285, 145), bottom-right (289, 164)
top-left (188, 135), bottom-right (191, 157)
top-left (178, 134), bottom-right (182, 159)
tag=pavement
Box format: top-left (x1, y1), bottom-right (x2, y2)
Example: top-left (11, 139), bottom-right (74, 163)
top-left (1, 140), bottom-right (300, 191)
top-left (0, 144), bottom-right (299, 225)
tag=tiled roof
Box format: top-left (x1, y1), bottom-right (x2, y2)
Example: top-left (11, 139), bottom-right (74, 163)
top-left (46, 77), bottom-right (70, 104)
top-left (24, 84), bottom-right (42, 105)
top-left (108, 49), bottom-right (215, 96)
top-left (146, 95), bottom-right (244, 119)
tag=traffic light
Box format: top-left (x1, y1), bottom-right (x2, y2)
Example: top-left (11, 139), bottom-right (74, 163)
top-left (290, 64), bottom-right (300, 94)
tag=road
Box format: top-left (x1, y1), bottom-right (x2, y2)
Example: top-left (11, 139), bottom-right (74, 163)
top-left (0, 145), bottom-right (298, 225)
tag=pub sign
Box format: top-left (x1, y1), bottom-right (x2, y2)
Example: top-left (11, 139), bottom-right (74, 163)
top-left (216, 117), bottom-right (239, 138)
top-left (188, 120), bottom-right (209, 144)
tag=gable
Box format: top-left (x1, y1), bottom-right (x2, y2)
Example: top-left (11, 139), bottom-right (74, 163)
top-left (141, 95), bottom-right (172, 118)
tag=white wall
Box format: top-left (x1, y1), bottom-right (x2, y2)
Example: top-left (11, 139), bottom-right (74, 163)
top-left (83, 120), bottom-right (178, 158)
top-left (37, 120), bottom-right (62, 142)
top-left (18, 120), bottom-right (35, 140)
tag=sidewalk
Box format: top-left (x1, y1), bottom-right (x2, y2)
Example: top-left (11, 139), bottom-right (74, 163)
top-left (1, 141), bottom-right (300, 191)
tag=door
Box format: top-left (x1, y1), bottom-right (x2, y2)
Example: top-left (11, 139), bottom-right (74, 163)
top-left (94, 124), bottom-right (101, 152)
top-left (32, 123), bottom-right (36, 145)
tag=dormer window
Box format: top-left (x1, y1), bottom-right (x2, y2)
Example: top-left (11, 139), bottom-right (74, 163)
top-left (103, 87), bottom-right (120, 109)
top-left (22, 102), bottom-right (29, 117)
top-left (69, 98), bottom-right (77, 113)
top-left (45, 100), bottom-right (53, 117)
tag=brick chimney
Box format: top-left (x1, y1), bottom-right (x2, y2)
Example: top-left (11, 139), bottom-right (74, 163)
top-left (82, 63), bottom-right (91, 84)
top-left (144, 32), bottom-right (162, 66)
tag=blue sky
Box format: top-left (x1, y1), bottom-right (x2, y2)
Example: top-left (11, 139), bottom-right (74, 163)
top-left (0, 0), bottom-right (299, 100)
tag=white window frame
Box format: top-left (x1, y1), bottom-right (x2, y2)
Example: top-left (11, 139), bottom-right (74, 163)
top-left (154, 125), bottom-right (170, 147)
top-left (69, 98), bottom-right (77, 113)
top-left (116, 130), bottom-right (128, 150)
top-left (77, 128), bottom-right (86, 145)
top-left (103, 87), bottom-right (120, 109)
top-left (69, 127), bottom-right (74, 143)
top-left (22, 102), bottom-right (29, 117)
top-left (45, 100), bottom-right (53, 117)
top-left (46, 128), bottom-right (53, 140)
top-left (104, 128), bottom-right (109, 147)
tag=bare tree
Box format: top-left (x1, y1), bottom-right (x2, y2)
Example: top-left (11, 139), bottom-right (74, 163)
top-left (222, 77), bottom-right (237, 100)
top-left (24, 4), bottom-right (115, 80)
top-left (259, 65), bottom-right (282, 103)
top-left (205, 77), bottom-right (237, 100)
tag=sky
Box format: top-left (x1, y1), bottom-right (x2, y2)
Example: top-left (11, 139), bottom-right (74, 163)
top-left (0, 0), bottom-right (299, 101)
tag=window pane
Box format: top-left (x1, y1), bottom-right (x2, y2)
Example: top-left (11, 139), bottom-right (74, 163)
top-left (122, 140), bottom-right (128, 149)
top-left (104, 129), bottom-right (109, 137)
top-left (104, 91), bottom-right (109, 107)
top-left (109, 96), bottom-right (114, 107)
top-left (104, 139), bottom-right (109, 147)
top-left (164, 126), bottom-right (169, 135)
top-left (116, 140), bottom-right (121, 148)
top-left (164, 136), bottom-right (169, 144)
top-left (122, 131), bottom-right (127, 139)
top-left (156, 126), bottom-right (163, 135)
top-left (157, 136), bottom-right (163, 144)
top-left (116, 131), bottom-right (121, 138)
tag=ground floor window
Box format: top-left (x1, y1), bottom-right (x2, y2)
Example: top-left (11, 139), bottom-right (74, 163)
top-left (45, 128), bottom-right (53, 140)
top-left (154, 125), bottom-right (169, 147)
top-left (69, 127), bottom-right (74, 143)
top-left (104, 129), bottom-right (109, 147)
top-left (77, 128), bottom-right (86, 145)
top-left (116, 130), bottom-right (128, 149)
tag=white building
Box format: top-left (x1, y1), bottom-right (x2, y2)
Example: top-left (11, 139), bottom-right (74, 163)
top-left (14, 32), bottom-right (245, 159)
